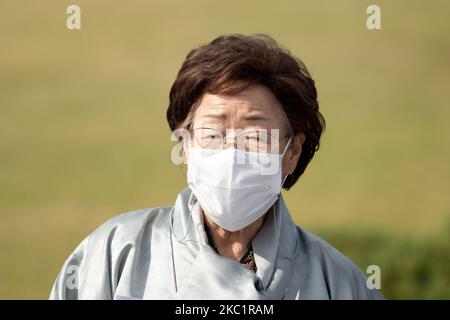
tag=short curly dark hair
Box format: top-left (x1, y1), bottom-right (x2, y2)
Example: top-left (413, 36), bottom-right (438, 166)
top-left (166, 33), bottom-right (325, 189)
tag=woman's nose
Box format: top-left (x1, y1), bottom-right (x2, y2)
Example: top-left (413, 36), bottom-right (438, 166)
top-left (223, 135), bottom-right (242, 149)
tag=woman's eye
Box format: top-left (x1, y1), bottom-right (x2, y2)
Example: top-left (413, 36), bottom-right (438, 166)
top-left (203, 134), bottom-right (222, 143)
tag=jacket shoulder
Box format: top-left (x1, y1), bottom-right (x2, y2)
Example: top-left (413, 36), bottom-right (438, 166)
top-left (49, 205), bottom-right (173, 299)
top-left (296, 226), bottom-right (384, 299)
top-left (86, 206), bottom-right (173, 245)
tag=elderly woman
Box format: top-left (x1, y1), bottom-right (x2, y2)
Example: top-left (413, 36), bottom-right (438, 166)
top-left (50, 34), bottom-right (383, 300)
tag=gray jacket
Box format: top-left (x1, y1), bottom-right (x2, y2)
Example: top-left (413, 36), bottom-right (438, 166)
top-left (50, 187), bottom-right (384, 300)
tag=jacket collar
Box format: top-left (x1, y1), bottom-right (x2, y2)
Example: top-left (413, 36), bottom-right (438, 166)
top-left (171, 187), bottom-right (300, 293)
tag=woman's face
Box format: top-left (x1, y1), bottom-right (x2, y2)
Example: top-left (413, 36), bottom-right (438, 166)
top-left (189, 84), bottom-right (304, 177)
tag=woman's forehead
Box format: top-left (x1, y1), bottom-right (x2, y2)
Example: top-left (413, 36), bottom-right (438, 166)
top-left (194, 85), bottom-right (285, 124)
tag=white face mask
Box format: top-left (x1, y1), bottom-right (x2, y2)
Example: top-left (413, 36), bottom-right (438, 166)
top-left (187, 137), bottom-right (292, 232)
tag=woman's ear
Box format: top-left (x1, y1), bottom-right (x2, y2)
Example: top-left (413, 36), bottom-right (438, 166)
top-left (284, 132), bottom-right (305, 175)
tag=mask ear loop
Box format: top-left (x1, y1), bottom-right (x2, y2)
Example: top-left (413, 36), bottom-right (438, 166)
top-left (280, 136), bottom-right (293, 188)
top-left (278, 134), bottom-right (300, 271)
top-left (281, 174), bottom-right (289, 189)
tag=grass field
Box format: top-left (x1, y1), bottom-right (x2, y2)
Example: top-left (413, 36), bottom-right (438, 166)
top-left (0, 0), bottom-right (449, 299)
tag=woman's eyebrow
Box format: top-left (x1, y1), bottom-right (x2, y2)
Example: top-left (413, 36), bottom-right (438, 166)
top-left (199, 113), bottom-right (227, 120)
top-left (198, 112), bottom-right (270, 122)
top-left (242, 114), bottom-right (270, 122)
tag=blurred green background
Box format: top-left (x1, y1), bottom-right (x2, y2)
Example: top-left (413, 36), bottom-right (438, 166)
top-left (0, 0), bottom-right (449, 299)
